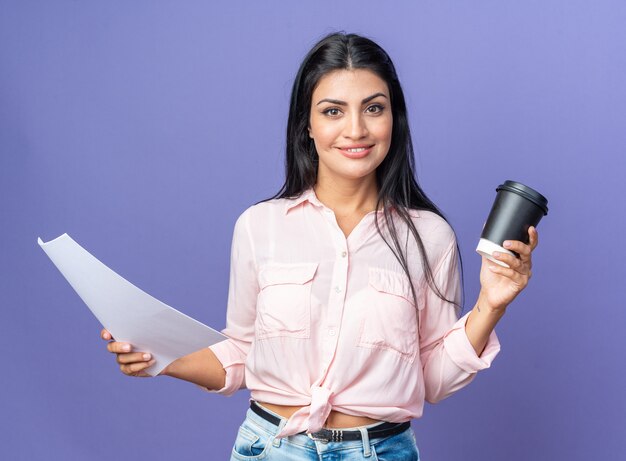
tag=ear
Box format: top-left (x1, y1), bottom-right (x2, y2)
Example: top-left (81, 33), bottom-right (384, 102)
top-left (308, 126), bottom-right (313, 139)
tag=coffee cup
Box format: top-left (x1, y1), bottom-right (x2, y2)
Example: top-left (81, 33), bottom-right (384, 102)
top-left (476, 180), bottom-right (548, 267)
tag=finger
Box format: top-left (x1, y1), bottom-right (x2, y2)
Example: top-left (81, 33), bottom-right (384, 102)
top-left (116, 352), bottom-right (152, 365)
top-left (121, 359), bottom-right (156, 376)
top-left (487, 260), bottom-right (528, 285)
top-left (502, 239), bottom-right (531, 259)
top-left (492, 251), bottom-right (524, 271)
top-left (101, 329), bottom-right (113, 341)
top-left (106, 342), bottom-right (132, 354)
top-left (528, 226), bottom-right (539, 251)
top-left (487, 262), bottom-right (517, 279)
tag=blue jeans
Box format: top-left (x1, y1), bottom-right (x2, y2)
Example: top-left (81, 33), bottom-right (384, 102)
top-left (230, 404), bottom-right (420, 460)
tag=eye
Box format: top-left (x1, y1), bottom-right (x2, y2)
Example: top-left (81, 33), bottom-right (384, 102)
top-left (322, 107), bottom-right (342, 117)
top-left (366, 104), bottom-right (385, 114)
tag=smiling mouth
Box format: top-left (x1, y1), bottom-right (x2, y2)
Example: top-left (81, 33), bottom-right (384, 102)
top-left (337, 144), bottom-right (374, 151)
top-left (336, 145), bottom-right (374, 158)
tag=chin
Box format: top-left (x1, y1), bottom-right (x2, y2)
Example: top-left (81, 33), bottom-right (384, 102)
top-left (318, 156), bottom-right (383, 182)
top-left (337, 168), bottom-right (378, 181)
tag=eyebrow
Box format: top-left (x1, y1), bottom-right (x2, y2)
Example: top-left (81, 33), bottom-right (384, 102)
top-left (315, 92), bottom-right (388, 106)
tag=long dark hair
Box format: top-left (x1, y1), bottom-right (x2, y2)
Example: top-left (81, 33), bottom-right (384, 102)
top-left (260, 32), bottom-right (463, 310)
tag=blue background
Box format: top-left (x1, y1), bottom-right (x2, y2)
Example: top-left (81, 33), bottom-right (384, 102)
top-left (1, 1), bottom-right (624, 459)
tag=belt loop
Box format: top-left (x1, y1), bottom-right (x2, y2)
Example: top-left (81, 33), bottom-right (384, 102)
top-left (358, 427), bottom-right (372, 457)
top-left (272, 418), bottom-right (287, 448)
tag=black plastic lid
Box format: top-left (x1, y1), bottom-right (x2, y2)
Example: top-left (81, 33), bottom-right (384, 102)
top-left (496, 180), bottom-right (549, 215)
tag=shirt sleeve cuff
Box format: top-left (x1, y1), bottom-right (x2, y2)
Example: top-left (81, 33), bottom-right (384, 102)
top-left (442, 312), bottom-right (501, 373)
top-left (195, 339), bottom-right (246, 396)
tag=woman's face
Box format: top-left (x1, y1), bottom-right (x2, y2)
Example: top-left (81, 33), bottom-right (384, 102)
top-left (308, 69), bottom-right (393, 185)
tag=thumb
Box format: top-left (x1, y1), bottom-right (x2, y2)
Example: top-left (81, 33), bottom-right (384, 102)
top-left (101, 328), bottom-right (114, 341)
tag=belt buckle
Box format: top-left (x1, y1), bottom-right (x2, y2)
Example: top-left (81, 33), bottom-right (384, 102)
top-left (307, 431), bottom-right (330, 444)
top-left (308, 429), bottom-right (344, 444)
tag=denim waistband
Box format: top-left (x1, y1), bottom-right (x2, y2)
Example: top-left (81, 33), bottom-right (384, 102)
top-left (249, 400), bottom-right (409, 443)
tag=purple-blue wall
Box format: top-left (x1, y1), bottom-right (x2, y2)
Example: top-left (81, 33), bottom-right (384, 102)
top-left (2, 1), bottom-right (624, 460)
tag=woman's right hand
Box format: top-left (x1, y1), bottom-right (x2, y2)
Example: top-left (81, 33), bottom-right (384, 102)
top-left (101, 328), bottom-right (156, 377)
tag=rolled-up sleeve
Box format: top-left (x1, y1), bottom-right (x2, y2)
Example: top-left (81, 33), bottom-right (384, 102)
top-left (201, 208), bottom-right (258, 396)
top-left (419, 235), bottom-right (500, 403)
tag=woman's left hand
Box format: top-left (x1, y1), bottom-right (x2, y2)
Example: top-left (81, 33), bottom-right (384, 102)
top-left (478, 226), bottom-right (539, 313)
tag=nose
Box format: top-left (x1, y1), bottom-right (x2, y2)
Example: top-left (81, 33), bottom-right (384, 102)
top-left (342, 111), bottom-right (368, 139)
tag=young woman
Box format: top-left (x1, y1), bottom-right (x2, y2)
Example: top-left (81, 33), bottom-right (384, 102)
top-left (101, 32), bottom-right (538, 460)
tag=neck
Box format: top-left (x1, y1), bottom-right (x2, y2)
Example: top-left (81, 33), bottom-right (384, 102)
top-left (313, 173), bottom-right (379, 216)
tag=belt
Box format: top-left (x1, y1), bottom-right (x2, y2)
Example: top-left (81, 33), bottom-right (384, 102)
top-left (250, 400), bottom-right (411, 443)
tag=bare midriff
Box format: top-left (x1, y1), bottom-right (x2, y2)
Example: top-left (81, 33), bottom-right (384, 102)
top-left (256, 401), bottom-right (381, 429)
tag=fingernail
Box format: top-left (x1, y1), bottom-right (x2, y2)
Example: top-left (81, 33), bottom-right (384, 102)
top-left (493, 251), bottom-right (501, 258)
top-left (143, 353), bottom-right (151, 360)
top-left (122, 344), bottom-right (131, 352)
top-left (503, 241), bottom-right (512, 248)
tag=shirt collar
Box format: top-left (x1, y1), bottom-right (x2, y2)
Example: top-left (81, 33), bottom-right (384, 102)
top-left (284, 187), bottom-right (324, 214)
top-left (284, 187), bottom-right (404, 216)
top-left (285, 187), bottom-right (420, 218)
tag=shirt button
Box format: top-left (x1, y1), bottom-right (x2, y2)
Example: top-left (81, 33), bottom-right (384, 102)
top-left (328, 329), bottom-right (336, 336)
top-left (341, 251), bottom-right (347, 258)
top-left (334, 286), bottom-right (341, 293)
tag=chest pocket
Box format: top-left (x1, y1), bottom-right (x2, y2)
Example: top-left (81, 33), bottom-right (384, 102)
top-left (256, 262), bottom-right (318, 340)
top-left (357, 267), bottom-right (418, 362)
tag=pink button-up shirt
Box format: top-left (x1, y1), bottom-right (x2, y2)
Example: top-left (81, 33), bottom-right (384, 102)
top-left (205, 187), bottom-right (500, 438)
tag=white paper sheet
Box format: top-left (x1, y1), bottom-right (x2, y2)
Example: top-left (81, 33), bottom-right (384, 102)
top-left (38, 233), bottom-right (227, 376)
